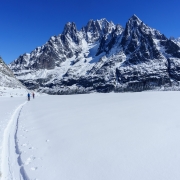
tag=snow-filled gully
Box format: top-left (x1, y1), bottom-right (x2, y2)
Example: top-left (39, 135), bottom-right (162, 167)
top-left (1, 101), bottom-right (28, 180)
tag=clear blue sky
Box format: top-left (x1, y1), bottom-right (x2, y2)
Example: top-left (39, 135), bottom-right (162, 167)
top-left (1, 0), bottom-right (180, 64)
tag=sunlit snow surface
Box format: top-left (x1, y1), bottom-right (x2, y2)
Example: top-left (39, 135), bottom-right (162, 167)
top-left (1, 92), bottom-right (180, 179)
top-left (0, 86), bottom-right (28, 97)
top-left (15, 41), bottom-right (106, 82)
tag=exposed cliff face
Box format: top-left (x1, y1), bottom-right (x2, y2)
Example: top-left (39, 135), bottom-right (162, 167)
top-left (9, 15), bottom-right (180, 94)
top-left (81, 19), bottom-right (116, 43)
top-left (0, 57), bottom-right (26, 89)
top-left (0, 57), bottom-right (14, 77)
top-left (10, 18), bottom-right (115, 71)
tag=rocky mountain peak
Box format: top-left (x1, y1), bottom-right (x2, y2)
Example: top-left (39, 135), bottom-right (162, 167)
top-left (128, 14), bottom-right (142, 24)
top-left (114, 24), bottom-right (124, 34)
top-left (62, 22), bottom-right (78, 35)
top-left (125, 15), bottom-right (164, 40)
top-left (9, 15), bottom-right (180, 94)
top-left (126, 14), bottom-right (143, 31)
top-left (131, 14), bottom-right (141, 20)
top-left (81, 18), bottom-right (115, 43)
top-left (62, 22), bottom-right (80, 44)
top-left (118, 15), bottom-right (168, 65)
top-left (85, 18), bottom-right (115, 33)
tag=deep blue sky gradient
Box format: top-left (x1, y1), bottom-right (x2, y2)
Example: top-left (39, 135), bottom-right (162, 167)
top-left (1, 0), bottom-right (180, 63)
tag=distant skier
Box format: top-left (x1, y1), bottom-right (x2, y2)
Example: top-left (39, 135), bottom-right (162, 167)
top-left (32, 92), bottom-right (35, 99)
top-left (27, 93), bottom-right (30, 101)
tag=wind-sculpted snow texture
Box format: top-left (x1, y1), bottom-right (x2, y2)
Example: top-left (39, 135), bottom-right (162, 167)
top-left (9, 15), bottom-right (180, 94)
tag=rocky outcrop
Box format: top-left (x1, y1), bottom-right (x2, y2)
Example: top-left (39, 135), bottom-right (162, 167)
top-left (0, 57), bottom-right (25, 88)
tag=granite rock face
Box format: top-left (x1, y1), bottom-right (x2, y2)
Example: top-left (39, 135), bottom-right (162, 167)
top-left (9, 15), bottom-right (180, 94)
top-left (0, 57), bottom-right (25, 88)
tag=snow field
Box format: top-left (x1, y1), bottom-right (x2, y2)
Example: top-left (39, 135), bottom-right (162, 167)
top-left (0, 86), bottom-right (28, 97)
top-left (12, 92), bottom-right (180, 180)
top-left (0, 97), bottom-right (26, 179)
top-left (1, 92), bottom-right (180, 179)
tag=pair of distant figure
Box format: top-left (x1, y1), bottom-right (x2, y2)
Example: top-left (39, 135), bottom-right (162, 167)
top-left (27, 92), bottom-right (35, 101)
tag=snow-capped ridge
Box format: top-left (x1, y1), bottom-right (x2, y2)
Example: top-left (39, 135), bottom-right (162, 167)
top-left (81, 18), bottom-right (116, 43)
top-left (9, 15), bottom-right (180, 94)
top-left (131, 14), bottom-right (141, 20)
top-left (127, 14), bottom-right (142, 25)
top-left (173, 37), bottom-right (180, 47)
top-left (62, 22), bottom-right (78, 35)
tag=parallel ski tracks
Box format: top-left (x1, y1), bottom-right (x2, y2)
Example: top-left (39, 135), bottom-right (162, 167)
top-left (1, 101), bottom-right (29, 180)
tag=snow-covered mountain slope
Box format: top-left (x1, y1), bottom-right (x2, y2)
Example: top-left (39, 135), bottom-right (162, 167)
top-left (9, 15), bottom-right (180, 94)
top-left (173, 37), bottom-right (180, 46)
top-left (0, 57), bottom-right (27, 96)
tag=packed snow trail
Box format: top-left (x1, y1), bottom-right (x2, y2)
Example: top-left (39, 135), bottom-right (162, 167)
top-left (0, 98), bottom-right (26, 178)
top-left (1, 101), bottom-right (27, 180)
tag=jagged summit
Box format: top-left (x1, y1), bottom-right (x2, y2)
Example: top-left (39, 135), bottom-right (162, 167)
top-left (62, 22), bottom-right (78, 35)
top-left (61, 22), bottom-right (80, 44)
top-left (97, 18), bottom-right (108, 21)
top-left (83, 18), bottom-right (114, 32)
top-left (80, 18), bottom-right (115, 43)
top-left (127, 14), bottom-right (142, 27)
top-left (131, 14), bottom-right (140, 20)
top-left (9, 16), bottom-right (180, 94)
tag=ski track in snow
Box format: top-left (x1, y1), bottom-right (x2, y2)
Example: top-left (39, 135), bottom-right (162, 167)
top-left (1, 101), bottom-right (28, 180)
